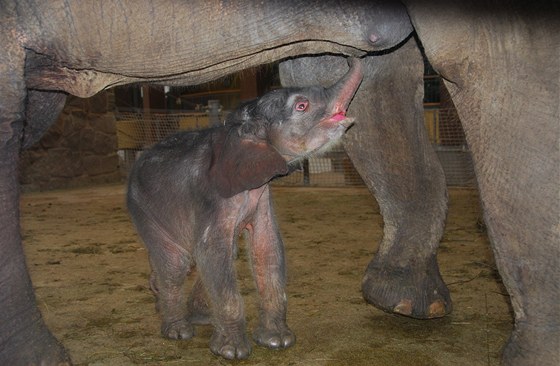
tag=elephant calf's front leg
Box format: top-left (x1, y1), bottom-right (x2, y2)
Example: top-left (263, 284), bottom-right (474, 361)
top-left (147, 247), bottom-right (195, 340)
top-left (249, 190), bottom-right (295, 349)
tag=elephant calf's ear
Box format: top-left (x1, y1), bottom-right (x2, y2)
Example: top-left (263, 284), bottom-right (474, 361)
top-left (210, 137), bottom-right (288, 198)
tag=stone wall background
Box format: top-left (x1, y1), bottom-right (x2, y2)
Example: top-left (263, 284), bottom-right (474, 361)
top-left (20, 91), bottom-right (121, 191)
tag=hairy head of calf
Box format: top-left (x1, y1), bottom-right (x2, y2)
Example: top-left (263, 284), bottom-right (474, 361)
top-left (230, 58), bottom-right (363, 161)
top-left (211, 58), bottom-right (363, 197)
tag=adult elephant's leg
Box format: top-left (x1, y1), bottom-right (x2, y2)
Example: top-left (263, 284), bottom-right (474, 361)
top-left (0, 34), bottom-right (70, 365)
top-left (407, 2), bottom-right (560, 363)
top-left (447, 63), bottom-right (559, 366)
top-left (279, 38), bottom-right (451, 319)
top-left (346, 40), bottom-right (450, 318)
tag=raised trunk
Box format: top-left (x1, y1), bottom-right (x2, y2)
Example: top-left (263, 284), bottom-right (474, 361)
top-left (326, 58), bottom-right (364, 115)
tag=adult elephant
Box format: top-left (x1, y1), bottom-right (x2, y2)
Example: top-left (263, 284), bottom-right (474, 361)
top-left (0, 0), bottom-right (558, 365)
top-left (411, 3), bottom-right (559, 365)
top-left (0, 1), bottom-right (413, 364)
top-left (281, 1), bottom-right (559, 365)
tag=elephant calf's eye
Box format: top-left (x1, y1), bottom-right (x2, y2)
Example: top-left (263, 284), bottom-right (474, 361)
top-left (294, 100), bottom-right (308, 112)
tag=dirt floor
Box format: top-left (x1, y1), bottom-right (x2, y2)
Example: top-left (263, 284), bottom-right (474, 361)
top-left (21, 184), bottom-right (512, 366)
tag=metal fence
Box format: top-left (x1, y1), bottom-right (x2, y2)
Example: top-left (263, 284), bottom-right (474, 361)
top-left (424, 106), bottom-right (476, 187)
top-left (116, 111), bottom-right (211, 177)
top-left (116, 109), bottom-right (475, 187)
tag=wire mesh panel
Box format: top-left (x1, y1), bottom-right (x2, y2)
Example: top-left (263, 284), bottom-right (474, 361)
top-left (116, 111), bottom-right (214, 175)
top-left (273, 145), bottom-right (364, 187)
top-left (425, 103), bottom-right (476, 187)
top-left (116, 111), bottom-right (211, 149)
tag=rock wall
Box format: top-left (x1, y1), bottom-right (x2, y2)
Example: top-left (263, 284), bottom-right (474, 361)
top-left (20, 91), bottom-right (121, 191)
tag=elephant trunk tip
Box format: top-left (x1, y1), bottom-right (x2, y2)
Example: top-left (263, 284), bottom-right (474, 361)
top-left (326, 57), bottom-right (363, 122)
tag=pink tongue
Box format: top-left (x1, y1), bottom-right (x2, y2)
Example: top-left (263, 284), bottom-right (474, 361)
top-left (331, 113), bottom-right (346, 121)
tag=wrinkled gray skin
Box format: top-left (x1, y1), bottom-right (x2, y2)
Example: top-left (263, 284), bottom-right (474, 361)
top-left (0, 1), bottom-right (410, 364)
top-left (412, 3), bottom-right (559, 365)
top-left (282, 40), bottom-right (450, 321)
top-left (126, 59), bottom-right (362, 360)
top-left (281, 1), bottom-right (560, 365)
top-left (0, 0), bottom-right (558, 365)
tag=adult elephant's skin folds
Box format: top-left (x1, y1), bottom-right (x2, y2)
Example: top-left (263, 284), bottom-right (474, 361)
top-left (20, 0), bottom-right (413, 97)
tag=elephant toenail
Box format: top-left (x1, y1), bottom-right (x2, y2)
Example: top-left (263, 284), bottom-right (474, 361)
top-left (393, 299), bottom-right (413, 315)
top-left (428, 300), bottom-right (446, 318)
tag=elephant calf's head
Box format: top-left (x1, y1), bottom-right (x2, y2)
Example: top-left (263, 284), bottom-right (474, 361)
top-left (234, 57), bottom-right (363, 162)
top-left (213, 58), bottom-right (363, 197)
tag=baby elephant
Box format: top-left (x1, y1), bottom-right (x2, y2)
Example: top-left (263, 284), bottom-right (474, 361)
top-left (127, 58), bottom-right (363, 360)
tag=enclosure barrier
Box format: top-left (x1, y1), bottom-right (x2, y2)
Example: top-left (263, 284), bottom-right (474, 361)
top-left (116, 109), bottom-right (475, 187)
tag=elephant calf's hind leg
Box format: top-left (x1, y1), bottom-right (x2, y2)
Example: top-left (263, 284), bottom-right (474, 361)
top-left (140, 229), bottom-right (194, 340)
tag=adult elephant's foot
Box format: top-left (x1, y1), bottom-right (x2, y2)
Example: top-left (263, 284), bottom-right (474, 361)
top-left (502, 321), bottom-right (560, 366)
top-left (1, 320), bottom-right (71, 366)
top-left (362, 255), bottom-right (451, 319)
